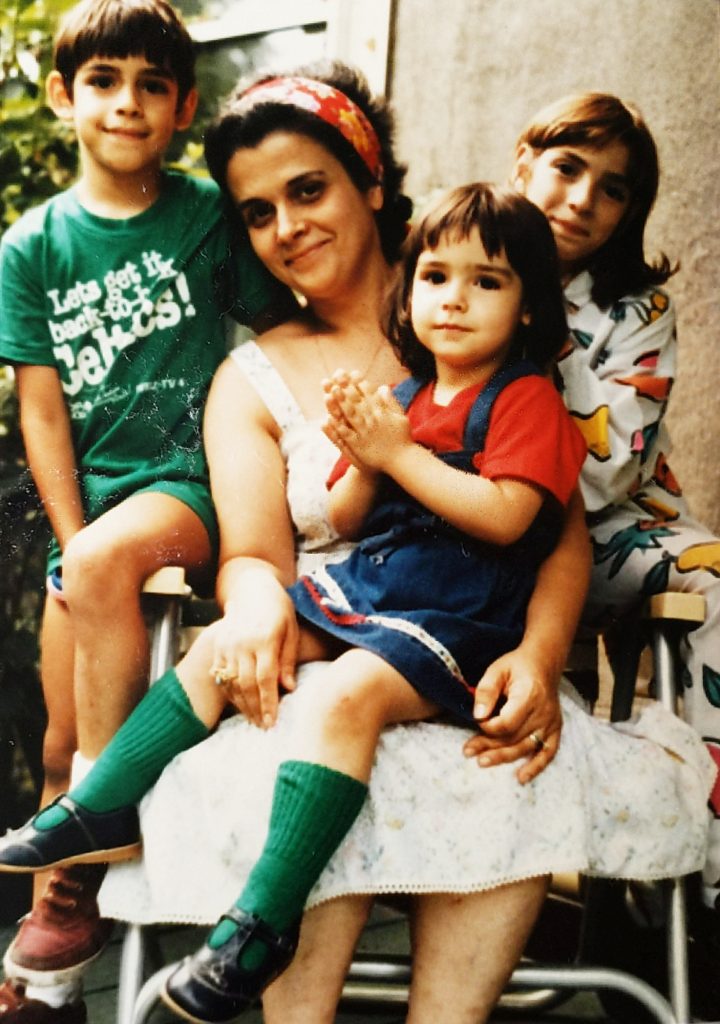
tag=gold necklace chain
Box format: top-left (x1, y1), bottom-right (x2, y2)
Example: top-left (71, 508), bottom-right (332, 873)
top-left (314, 335), bottom-right (385, 381)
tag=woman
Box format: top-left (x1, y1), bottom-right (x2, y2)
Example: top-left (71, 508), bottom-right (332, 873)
top-left (90, 66), bottom-right (712, 1023)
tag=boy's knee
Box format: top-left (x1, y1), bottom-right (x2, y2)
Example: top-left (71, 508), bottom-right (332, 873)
top-left (62, 528), bottom-right (134, 606)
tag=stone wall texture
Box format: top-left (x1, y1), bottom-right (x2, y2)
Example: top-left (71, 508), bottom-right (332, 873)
top-left (388, 0), bottom-right (720, 532)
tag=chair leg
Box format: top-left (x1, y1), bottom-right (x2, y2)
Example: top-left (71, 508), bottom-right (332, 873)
top-left (653, 619), bottom-right (691, 1023)
top-left (116, 925), bottom-right (146, 1024)
top-left (666, 879), bottom-right (690, 1024)
top-left (114, 576), bottom-right (186, 1024)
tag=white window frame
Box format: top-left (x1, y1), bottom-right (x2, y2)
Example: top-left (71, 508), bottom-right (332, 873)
top-left (188, 0), bottom-right (392, 94)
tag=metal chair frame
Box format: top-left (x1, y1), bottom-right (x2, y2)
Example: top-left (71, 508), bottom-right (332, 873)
top-left (116, 570), bottom-right (705, 1024)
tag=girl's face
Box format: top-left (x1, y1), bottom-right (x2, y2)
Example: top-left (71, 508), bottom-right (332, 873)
top-left (226, 131), bottom-right (383, 302)
top-left (410, 229), bottom-right (528, 390)
top-left (514, 139), bottom-right (631, 278)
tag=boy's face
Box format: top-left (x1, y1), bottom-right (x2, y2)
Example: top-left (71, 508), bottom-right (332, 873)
top-left (48, 54), bottom-right (196, 180)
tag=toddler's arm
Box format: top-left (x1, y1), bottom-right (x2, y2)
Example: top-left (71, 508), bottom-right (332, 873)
top-left (15, 364), bottom-right (85, 552)
top-left (323, 372), bottom-right (381, 539)
top-left (327, 372), bottom-right (543, 546)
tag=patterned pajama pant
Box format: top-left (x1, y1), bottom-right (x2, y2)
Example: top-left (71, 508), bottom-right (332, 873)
top-left (584, 507), bottom-right (720, 885)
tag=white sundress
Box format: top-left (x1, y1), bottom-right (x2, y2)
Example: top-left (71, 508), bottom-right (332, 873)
top-left (99, 341), bottom-right (716, 926)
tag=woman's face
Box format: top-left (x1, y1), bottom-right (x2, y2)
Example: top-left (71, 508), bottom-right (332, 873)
top-left (514, 139), bottom-right (631, 277)
top-left (226, 131), bottom-right (383, 302)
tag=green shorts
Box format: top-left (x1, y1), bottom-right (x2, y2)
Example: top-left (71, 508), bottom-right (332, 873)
top-left (45, 478), bottom-right (219, 578)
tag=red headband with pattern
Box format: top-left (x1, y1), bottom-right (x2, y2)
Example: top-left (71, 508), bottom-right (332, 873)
top-left (237, 76), bottom-right (384, 183)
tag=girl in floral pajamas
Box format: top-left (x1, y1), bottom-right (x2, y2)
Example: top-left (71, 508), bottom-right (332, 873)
top-left (513, 92), bottom-right (720, 903)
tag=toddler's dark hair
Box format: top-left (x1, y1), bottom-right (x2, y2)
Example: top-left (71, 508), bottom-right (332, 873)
top-left (387, 183), bottom-right (568, 381)
top-left (204, 61), bottom-right (412, 264)
top-left (54, 0), bottom-right (195, 105)
top-left (516, 92), bottom-right (676, 307)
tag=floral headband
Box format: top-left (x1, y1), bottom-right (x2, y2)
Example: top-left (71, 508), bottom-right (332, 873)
top-left (237, 76), bottom-right (384, 184)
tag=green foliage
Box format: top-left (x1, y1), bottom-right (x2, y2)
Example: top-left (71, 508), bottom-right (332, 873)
top-left (0, 1), bottom-right (71, 824)
top-left (1, 1), bottom-right (79, 236)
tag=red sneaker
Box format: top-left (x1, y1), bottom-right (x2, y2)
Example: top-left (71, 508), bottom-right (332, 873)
top-left (4, 865), bottom-right (113, 984)
top-left (0, 980), bottom-right (86, 1023)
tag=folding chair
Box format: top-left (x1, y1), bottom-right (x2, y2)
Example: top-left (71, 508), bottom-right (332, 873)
top-left (116, 570), bottom-right (705, 1024)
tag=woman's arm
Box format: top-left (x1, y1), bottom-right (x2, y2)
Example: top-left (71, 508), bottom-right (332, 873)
top-left (15, 364), bottom-right (85, 552)
top-left (463, 488), bottom-right (591, 782)
top-left (203, 355), bottom-right (300, 728)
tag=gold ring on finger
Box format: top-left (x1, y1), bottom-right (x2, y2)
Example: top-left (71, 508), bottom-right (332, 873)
top-left (529, 730), bottom-right (545, 752)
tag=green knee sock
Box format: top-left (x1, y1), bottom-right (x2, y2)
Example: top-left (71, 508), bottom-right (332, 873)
top-left (35, 669), bottom-right (209, 829)
top-left (209, 760), bottom-right (367, 969)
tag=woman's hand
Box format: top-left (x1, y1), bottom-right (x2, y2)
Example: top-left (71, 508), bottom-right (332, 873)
top-left (208, 569), bottom-right (299, 730)
top-left (323, 370), bottom-right (412, 472)
top-left (463, 647), bottom-right (563, 785)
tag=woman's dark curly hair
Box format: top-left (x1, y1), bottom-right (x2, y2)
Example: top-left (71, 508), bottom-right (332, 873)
top-left (387, 183), bottom-right (568, 381)
top-left (204, 61), bottom-right (412, 264)
top-left (515, 92), bottom-right (677, 308)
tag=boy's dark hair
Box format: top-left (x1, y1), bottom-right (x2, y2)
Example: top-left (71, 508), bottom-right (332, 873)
top-left (387, 183), bottom-right (568, 382)
top-left (204, 61), bottom-right (412, 264)
top-left (54, 0), bottom-right (195, 105)
top-left (516, 92), bottom-right (676, 308)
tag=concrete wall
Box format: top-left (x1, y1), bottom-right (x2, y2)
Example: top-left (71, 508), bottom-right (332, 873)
top-left (388, 0), bottom-right (720, 532)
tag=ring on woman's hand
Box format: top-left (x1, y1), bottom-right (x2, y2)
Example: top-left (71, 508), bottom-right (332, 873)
top-left (529, 730), bottom-right (545, 752)
top-left (213, 669), bottom-right (232, 687)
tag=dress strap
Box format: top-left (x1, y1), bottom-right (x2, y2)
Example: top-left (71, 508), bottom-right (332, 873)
top-left (230, 341), bottom-right (304, 433)
top-left (462, 359), bottom-right (541, 451)
top-left (392, 376), bottom-right (425, 411)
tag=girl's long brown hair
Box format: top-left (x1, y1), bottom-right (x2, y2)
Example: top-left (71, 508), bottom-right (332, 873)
top-left (516, 92), bottom-right (676, 308)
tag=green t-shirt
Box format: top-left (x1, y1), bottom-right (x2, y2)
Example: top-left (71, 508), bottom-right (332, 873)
top-left (0, 171), bottom-right (285, 552)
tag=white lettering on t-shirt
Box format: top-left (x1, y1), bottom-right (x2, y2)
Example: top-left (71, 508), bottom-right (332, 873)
top-left (48, 256), bottom-right (199, 407)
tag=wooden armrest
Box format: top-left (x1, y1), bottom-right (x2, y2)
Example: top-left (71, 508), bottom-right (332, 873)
top-left (646, 591), bottom-right (706, 624)
top-left (141, 566), bottom-right (191, 597)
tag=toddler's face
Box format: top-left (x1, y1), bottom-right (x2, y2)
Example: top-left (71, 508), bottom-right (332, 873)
top-left (410, 229), bottom-right (527, 389)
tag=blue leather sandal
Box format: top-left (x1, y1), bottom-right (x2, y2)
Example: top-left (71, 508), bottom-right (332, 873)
top-left (0, 795), bottom-right (141, 872)
top-left (162, 907), bottom-right (300, 1023)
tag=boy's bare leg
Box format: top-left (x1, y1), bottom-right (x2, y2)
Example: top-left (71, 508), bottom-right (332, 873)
top-left (38, 596), bottom-right (76, 799)
top-left (2, 604), bottom-right (102, 1006)
top-left (2, 494), bottom-right (212, 1006)
top-left (31, 597), bottom-right (76, 903)
top-left (66, 492), bottom-right (211, 758)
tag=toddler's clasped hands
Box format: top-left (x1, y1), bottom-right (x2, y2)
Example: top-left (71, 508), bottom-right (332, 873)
top-left (322, 369), bottom-right (412, 474)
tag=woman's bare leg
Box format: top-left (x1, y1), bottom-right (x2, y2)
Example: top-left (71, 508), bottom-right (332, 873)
top-left (262, 895), bottom-right (373, 1024)
top-left (407, 878), bottom-right (549, 1024)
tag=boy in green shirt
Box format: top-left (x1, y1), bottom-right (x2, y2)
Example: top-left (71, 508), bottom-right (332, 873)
top-left (0, 2), bottom-right (291, 1018)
